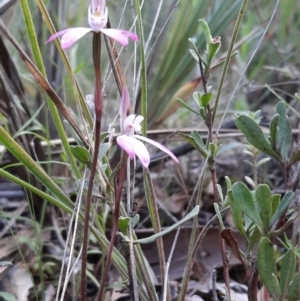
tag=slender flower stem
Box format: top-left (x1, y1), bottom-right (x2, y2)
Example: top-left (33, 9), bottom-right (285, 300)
top-left (97, 155), bottom-right (128, 301)
top-left (81, 32), bottom-right (102, 300)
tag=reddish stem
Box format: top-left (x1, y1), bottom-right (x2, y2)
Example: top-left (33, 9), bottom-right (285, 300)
top-left (96, 155), bottom-right (127, 301)
top-left (80, 32), bottom-right (102, 300)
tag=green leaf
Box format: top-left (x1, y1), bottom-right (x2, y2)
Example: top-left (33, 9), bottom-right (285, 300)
top-left (270, 191), bottom-right (294, 225)
top-left (207, 37), bottom-right (221, 66)
top-left (209, 142), bottom-right (221, 159)
top-left (280, 249), bottom-right (296, 298)
top-left (198, 19), bottom-right (212, 44)
top-left (214, 203), bottom-right (225, 230)
top-left (179, 133), bottom-right (199, 150)
top-left (227, 190), bottom-right (245, 236)
top-left (70, 146), bottom-right (90, 164)
top-left (189, 49), bottom-right (200, 63)
top-left (122, 205), bottom-right (200, 244)
top-left (176, 98), bottom-right (200, 115)
top-left (193, 92), bottom-right (203, 107)
top-left (231, 182), bottom-right (264, 231)
top-left (98, 142), bottom-right (111, 161)
top-left (100, 132), bottom-right (110, 141)
top-left (256, 157), bottom-right (271, 167)
top-left (235, 115), bottom-right (280, 160)
top-left (188, 38), bottom-right (200, 56)
top-left (287, 271), bottom-right (300, 301)
top-left (131, 214), bottom-right (140, 228)
top-left (248, 226), bottom-right (262, 250)
top-left (269, 114), bottom-right (279, 149)
top-left (217, 184), bottom-right (223, 204)
top-left (255, 184), bottom-right (272, 230)
top-left (199, 106), bottom-right (206, 119)
top-left (201, 92), bottom-right (212, 107)
top-left (179, 133), bottom-right (207, 158)
top-left (225, 176), bottom-right (232, 190)
top-left (118, 217), bottom-right (130, 235)
top-left (276, 101), bottom-right (292, 162)
top-left (191, 131), bottom-right (208, 155)
top-left (271, 194), bottom-right (281, 216)
top-left (188, 38), bottom-right (207, 66)
top-left (257, 237), bottom-right (281, 301)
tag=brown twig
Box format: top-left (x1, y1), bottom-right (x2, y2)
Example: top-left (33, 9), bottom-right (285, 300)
top-left (247, 262), bottom-right (259, 301)
top-left (104, 18), bottom-right (128, 96)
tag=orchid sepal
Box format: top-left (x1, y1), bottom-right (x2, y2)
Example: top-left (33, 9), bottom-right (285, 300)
top-left (46, 0), bottom-right (138, 49)
top-left (117, 88), bottom-right (179, 168)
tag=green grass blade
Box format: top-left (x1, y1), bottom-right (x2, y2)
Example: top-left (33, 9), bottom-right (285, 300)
top-left (0, 168), bottom-right (73, 213)
top-left (0, 126), bottom-right (72, 208)
top-left (20, 0), bottom-right (80, 178)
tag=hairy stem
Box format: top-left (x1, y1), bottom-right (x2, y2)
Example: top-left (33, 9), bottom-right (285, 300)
top-left (144, 169), bottom-right (169, 300)
top-left (199, 55), bottom-right (231, 299)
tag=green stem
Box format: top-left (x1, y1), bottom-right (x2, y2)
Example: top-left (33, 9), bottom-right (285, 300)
top-left (134, 0), bottom-right (147, 136)
top-left (144, 169), bottom-right (169, 298)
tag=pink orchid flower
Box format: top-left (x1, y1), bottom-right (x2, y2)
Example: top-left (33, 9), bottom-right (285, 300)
top-left (116, 89), bottom-right (179, 168)
top-left (46, 0), bottom-right (138, 49)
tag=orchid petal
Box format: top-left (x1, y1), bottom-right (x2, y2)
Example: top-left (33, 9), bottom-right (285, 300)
top-left (46, 27), bottom-right (92, 49)
top-left (117, 135), bottom-right (135, 159)
top-left (88, 6), bottom-right (107, 31)
top-left (131, 137), bottom-right (150, 167)
top-left (100, 28), bottom-right (138, 46)
top-left (99, 0), bottom-right (106, 13)
top-left (124, 115), bottom-right (136, 126)
top-left (120, 88), bottom-right (130, 128)
top-left (123, 114), bottom-right (136, 135)
top-left (117, 136), bottom-right (150, 167)
top-left (134, 115), bottom-right (144, 126)
top-left (133, 135), bottom-right (179, 163)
